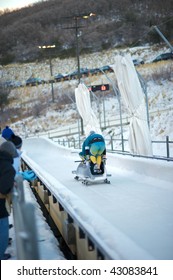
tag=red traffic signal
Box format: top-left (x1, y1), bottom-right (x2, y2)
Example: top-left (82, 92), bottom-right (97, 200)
top-left (89, 84), bottom-right (109, 92)
top-left (101, 85), bottom-right (106, 91)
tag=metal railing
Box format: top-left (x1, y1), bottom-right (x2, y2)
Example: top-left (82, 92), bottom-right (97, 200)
top-left (22, 116), bottom-right (130, 139)
top-left (21, 158), bottom-right (118, 260)
top-left (12, 175), bottom-right (40, 259)
top-left (23, 118), bottom-right (172, 161)
top-left (53, 135), bottom-right (173, 161)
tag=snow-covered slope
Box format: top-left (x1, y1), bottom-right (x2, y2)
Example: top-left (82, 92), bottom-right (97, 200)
top-left (1, 44), bottom-right (172, 147)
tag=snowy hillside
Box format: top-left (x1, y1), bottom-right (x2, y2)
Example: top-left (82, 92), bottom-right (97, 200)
top-left (1, 44), bottom-right (173, 156)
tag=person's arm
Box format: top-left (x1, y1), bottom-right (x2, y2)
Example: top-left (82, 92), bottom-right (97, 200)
top-left (13, 156), bottom-right (20, 173)
top-left (81, 140), bottom-right (86, 155)
top-left (81, 137), bottom-right (89, 159)
top-left (84, 137), bottom-right (90, 157)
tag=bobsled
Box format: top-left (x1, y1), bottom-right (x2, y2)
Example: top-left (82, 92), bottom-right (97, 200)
top-left (72, 160), bottom-right (111, 185)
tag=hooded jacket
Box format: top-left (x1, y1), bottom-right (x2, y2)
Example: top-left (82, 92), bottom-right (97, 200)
top-left (0, 151), bottom-right (15, 218)
top-left (81, 133), bottom-right (106, 156)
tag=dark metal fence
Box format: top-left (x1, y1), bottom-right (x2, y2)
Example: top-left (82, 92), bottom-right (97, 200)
top-left (51, 135), bottom-right (173, 161)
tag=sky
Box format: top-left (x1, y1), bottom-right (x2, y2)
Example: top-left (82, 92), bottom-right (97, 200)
top-left (0, 0), bottom-right (40, 10)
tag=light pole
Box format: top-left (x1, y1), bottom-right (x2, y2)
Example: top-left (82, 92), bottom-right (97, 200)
top-left (63, 13), bottom-right (96, 135)
top-left (38, 44), bottom-right (56, 103)
top-left (73, 13), bottom-right (96, 84)
top-left (99, 68), bottom-right (124, 152)
top-left (75, 13), bottom-right (96, 135)
top-left (153, 26), bottom-right (173, 52)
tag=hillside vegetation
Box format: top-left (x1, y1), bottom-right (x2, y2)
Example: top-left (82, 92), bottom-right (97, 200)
top-left (0, 0), bottom-right (173, 64)
top-left (0, 45), bottom-right (172, 143)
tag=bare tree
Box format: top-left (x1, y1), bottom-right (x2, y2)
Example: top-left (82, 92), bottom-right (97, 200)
top-left (0, 0), bottom-right (172, 63)
top-left (0, 84), bottom-right (10, 112)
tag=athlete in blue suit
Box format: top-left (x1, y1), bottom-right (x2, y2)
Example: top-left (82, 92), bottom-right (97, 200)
top-left (79, 131), bottom-right (106, 171)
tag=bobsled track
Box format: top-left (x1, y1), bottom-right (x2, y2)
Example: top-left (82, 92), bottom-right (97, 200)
top-left (21, 137), bottom-right (173, 260)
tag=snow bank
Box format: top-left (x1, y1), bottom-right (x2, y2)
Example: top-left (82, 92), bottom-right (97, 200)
top-left (108, 153), bottom-right (173, 183)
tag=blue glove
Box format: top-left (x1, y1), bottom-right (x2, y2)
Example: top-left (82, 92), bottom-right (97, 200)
top-left (21, 170), bottom-right (37, 181)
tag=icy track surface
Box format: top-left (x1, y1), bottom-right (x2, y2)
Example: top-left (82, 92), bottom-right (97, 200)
top-left (22, 137), bottom-right (173, 260)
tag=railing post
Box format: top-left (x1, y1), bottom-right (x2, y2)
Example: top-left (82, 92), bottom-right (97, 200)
top-left (12, 175), bottom-right (40, 259)
top-left (166, 136), bottom-right (170, 158)
top-left (22, 203), bottom-right (40, 259)
top-left (110, 136), bottom-right (114, 151)
top-left (121, 135), bottom-right (124, 152)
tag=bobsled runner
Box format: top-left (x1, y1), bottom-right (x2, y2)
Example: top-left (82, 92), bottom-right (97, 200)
top-left (72, 160), bottom-right (111, 185)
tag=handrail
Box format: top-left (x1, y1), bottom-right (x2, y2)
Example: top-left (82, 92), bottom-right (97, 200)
top-left (12, 175), bottom-right (40, 259)
top-left (24, 116), bottom-right (129, 139)
top-left (54, 136), bottom-right (173, 162)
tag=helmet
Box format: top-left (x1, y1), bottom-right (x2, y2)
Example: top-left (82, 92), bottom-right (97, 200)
top-left (89, 130), bottom-right (95, 135)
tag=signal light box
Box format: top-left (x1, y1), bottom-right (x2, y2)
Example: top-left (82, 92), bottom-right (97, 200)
top-left (88, 84), bottom-right (109, 92)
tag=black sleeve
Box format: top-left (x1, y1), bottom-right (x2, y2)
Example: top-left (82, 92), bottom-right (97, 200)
top-left (85, 148), bottom-right (89, 155)
top-left (0, 166), bottom-right (15, 195)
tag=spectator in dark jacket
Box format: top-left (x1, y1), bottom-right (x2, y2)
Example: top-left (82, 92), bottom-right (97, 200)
top-left (0, 141), bottom-right (16, 260)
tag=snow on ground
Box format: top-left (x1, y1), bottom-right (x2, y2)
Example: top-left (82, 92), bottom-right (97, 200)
top-left (13, 136), bottom-right (173, 260)
top-left (8, 72), bottom-right (173, 157)
top-left (2, 44), bottom-right (173, 154)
